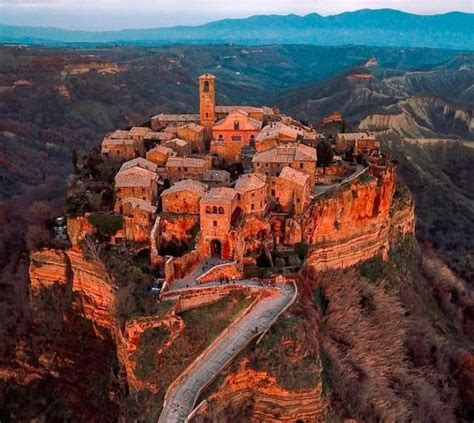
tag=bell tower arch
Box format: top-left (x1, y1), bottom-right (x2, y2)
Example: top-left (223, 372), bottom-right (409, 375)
top-left (199, 73), bottom-right (216, 137)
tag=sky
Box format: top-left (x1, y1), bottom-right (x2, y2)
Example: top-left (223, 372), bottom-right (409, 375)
top-left (0, 0), bottom-right (472, 30)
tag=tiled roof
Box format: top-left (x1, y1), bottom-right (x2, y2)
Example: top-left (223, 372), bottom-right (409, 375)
top-left (214, 109), bottom-right (262, 130)
top-left (115, 167), bottom-right (157, 188)
top-left (252, 143), bottom-right (317, 163)
top-left (235, 173), bottom-right (266, 192)
top-left (120, 157), bottom-right (158, 173)
top-left (178, 123), bottom-right (205, 132)
top-left (102, 137), bottom-right (135, 147)
top-left (256, 122), bottom-right (306, 142)
top-left (109, 129), bottom-right (130, 139)
top-left (201, 187), bottom-right (237, 205)
top-left (128, 126), bottom-right (152, 136)
top-left (147, 145), bottom-right (174, 155)
top-left (161, 179), bottom-right (208, 197)
top-left (144, 131), bottom-right (175, 141)
top-left (151, 113), bottom-right (200, 122)
top-left (279, 166), bottom-right (310, 186)
top-left (165, 138), bottom-right (189, 148)
top-left (122, 197), bottom-right (157, 213)
top-left (166, 156), bottom-right (205, 169)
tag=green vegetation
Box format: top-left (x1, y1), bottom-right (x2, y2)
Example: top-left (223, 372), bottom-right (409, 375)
top-left (134, 327), bottom-right (170, 380)
top-left (87, 213), bottom-right (123, 237)
top-left (134, 290), bottom-right (255, 386)
top-left (250, 313), bottom-right (321, 391)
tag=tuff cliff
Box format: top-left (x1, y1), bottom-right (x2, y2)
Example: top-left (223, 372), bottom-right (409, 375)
top-left (191, 368), bottom-right (326, 422)
top-left (302, 163), bottom-right (415, 271)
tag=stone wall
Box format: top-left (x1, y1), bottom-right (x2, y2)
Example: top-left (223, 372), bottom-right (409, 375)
top-left (196, 261), bottom-right (243, 284)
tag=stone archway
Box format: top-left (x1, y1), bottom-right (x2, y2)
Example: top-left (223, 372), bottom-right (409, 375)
top-left (210, 239), bottom-right (222, 258)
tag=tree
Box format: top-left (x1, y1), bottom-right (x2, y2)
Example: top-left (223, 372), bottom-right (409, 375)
top-left (71, 148), bottom-right (79, 172)
top-left (317, 139), bottom-right (334, 171)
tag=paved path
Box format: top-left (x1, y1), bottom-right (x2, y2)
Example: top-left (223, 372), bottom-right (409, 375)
top-left (158, 283), bottom-right (295, 423)
top-left (170, 257), bottom-right (222, 290)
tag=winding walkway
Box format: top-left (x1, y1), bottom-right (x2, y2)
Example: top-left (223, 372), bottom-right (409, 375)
top-left (158, 283), bottom-right (295, 423)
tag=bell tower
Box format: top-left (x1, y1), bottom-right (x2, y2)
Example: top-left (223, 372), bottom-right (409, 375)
top-left (199, 73), bottom-right (216, 137)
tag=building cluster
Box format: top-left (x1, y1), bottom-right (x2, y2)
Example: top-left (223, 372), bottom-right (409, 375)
top-left (100, 73), bottom-right (380, 256)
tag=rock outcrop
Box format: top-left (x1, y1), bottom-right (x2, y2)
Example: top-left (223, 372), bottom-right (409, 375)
top-left (191, 368), bottom-right (326, 422)
top-left (302, 164), bottom-right (414, 271)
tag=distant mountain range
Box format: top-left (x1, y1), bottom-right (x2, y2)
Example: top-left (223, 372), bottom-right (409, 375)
top-left (1, 9), bottom-right (473, 50)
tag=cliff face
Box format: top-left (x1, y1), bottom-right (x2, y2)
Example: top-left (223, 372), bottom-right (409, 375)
top-left (303, 164), bottom-right (414, 271)
top-left (192, 368), bottom-right (326, 422)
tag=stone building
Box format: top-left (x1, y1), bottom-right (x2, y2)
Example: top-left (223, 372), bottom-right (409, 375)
top-left (215, 105), bottom-right (274, 122)
top-left (119, 197), bottom-right (157, 243)
top-left (269, 167), bottom-right (311, 215)
top-left (101, 129), bottom-right (142, 161)
top-left (202, 170), bottom-right (231, 188)
top-left (150, 113), bottom-right (200, 131)
top-left (235, 173), bottom-right (268, 214)
top-left (114, 166), bottom-right (159, 212)
top-left (177, 123), bottom-right (205, 153)
top-left (200, 187), bottom-right (241, 258)
top-left (146, 145), bottom-right (175, 166)
top-left (164, 156), bottom-right (212, 183)
top-left (252, 143), bottom-right (317, 185)
top-left (164, 138), bottom-right (192, 156)
top-left (128, 126), bottom-right (152, 141)
top-left (161, 180), bottom-right (208, 215)
top-left (255, 122), bottom-right (307, 152)
top-left (213, 109), bottom-right (262, 147)
top-left (120, 157), bottom-right (158, 174)
top-left (336, 132), bottom-right (378, 155)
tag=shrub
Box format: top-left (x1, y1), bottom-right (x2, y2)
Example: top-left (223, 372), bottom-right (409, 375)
top-left (87, 213), bottom-right (123, 237)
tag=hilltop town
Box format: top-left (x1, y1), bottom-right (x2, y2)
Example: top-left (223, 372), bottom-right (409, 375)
top-left (29, 73), bottom-right (415, 422)
top-left (66, 73), bottom-right (399, 286)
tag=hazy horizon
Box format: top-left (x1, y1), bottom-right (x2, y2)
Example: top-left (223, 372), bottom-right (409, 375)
top-left (0, 1), bottom-right (472, 31)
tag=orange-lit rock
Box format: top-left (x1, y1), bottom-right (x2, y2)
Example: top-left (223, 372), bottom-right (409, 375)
top-left (191, 367), bottom-right (326, 422)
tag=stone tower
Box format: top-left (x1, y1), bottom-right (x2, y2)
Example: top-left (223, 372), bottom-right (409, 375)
top-left (199, 73), bottom-right (216, 137)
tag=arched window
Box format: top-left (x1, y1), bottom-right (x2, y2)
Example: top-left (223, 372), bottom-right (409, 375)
top-left (218, 206), bottom-right (224, 214)
top-left (206, 206), bottom-right (211, 214)
top-left (212, 206), bottom-right (218, 214)
top-left (204, 80), bottom-right (210, 92)
top-left (234, 120), bottom-right (240, 130)
top-left (219, 134), bottom-right (223, 139)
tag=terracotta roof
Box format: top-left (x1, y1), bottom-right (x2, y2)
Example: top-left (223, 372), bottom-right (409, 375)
top-left (151, 113), bottom-right (200, 122)
top-left (256, 122), bottom-right (306, 142)
top-left (165, 138), bottom-right (189, 148)
top-left (161, 179), bottom-right (208, 197)
top-left (279, 166), bottom-right (310, 187)
top-left (144, 131), bottom-right (175, 141)
top-left (120, 157), bottom-right (158, 173)
top-left (122, 197), bottom-right (157, 213)
top-left (178, 123), bottom-right (204, 132)
top-left (201, 187), bottom-right (237, 205)
top-left (163, 126), bottom-right (178, 134)
top-left (102, 137), bottom-right (135, 147)
top-left (128, 126), bottom-right (152, 136)
top-left (338, 132), bottom-right (376, 141)
top-left (166, 156), bottom-right (205, 169)
top-left (235, 173), bottom-right (266, 192)
top-left (109, 129), bottom-right (130, 139)
top-left (115, 167), bottom-right (157, 188)
top-left (252, 143), bottom-right (317, 164)
top-left (147, 145), bottom-right (174, 155)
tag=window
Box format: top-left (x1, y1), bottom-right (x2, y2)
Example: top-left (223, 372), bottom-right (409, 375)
top-left (271, 189), bottom-right (275, 196)
top-left (300, 163), bottom-right (304, 169)
top-left (251, 204), bottom-right (255, 210)
top-left (219, 134), bottom-right (223, 139)
top-left (237, 193), bottom-right (241, 201)
top-left (204, 80), bottom-right (210, 92)
top-left (218, 206), bottom-right (224, 214)
top-left (184, 167), bottom-right (188, 171)
top-left (265, 163), bottom-right (269, 167)
top-left (234, 120), bottom-right (240, 130)
top-left (251, 192), bottom-right (255, 197)
top-left (175, 194), bottom-right (178, 199)
top-left (206, 206), bottom-right (211, 214)
top-left (297, 199), bottom-right (300, 203)
top-left (213, 220), bottom-right (217, 227)
top-left (213, 206), bottom-right (218, 214)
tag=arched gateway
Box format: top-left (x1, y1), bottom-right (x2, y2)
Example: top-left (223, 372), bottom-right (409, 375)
top-left (210, 239), bottom-right (222, 258)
